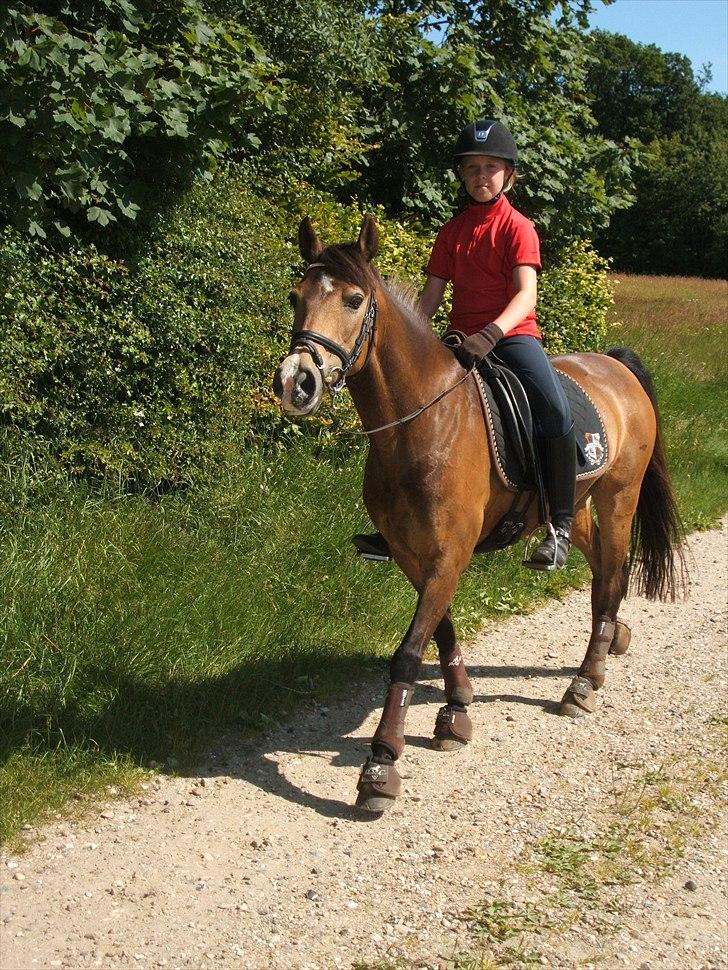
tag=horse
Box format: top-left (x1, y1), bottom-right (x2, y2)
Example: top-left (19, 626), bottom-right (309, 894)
top-left (273, 215), bottom-right (686, 813)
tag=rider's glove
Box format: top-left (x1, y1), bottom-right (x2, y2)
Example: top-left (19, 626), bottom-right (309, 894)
top-left (451, 323), bottom-right (504, 369)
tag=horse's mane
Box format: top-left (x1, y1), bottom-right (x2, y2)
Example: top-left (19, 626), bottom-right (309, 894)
top-left (315, 244), bottom-right (433, 336)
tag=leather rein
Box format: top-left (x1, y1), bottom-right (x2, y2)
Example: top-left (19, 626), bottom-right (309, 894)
top-left (289, 261), bottom-right (474, 436)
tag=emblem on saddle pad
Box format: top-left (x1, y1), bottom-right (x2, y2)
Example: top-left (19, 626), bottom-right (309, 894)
top-left (584, 432), bottom-right (605, 466)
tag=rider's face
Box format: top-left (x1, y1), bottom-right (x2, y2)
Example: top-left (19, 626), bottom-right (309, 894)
top-left (458, 155), bottom-right (511, 202)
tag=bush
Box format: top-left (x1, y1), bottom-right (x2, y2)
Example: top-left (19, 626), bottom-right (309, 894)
top-left (537, 239), bottom-right (612, 355)
top-left (0, 167), bottom-right (612, 492)
top-left (0, 170), bottom-right (294, 490)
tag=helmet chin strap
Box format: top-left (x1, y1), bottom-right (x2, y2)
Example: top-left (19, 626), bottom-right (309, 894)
top-left (467, 189), bottom-right (505, 206)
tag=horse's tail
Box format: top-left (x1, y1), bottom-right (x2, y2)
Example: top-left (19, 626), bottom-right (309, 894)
top-left (605, 346), bottom-right (688, 601)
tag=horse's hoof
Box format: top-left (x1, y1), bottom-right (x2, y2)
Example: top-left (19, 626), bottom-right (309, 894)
top-left (356, 758), bottom-right (401, 813)
top-left (432, 705), bottom-right (472, 750)
top-left (559, 700), bottom-right (589, 718)
top-left (431, 736), bottom-right (467, 751)
top-left (355, 789), bottom-right (396, 813)
top-left (609, 620), bottom-right (631, 656)
top-left (559, 676), bottom-right (597, 716)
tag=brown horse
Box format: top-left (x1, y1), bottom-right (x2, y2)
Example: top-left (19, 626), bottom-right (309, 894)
top-left (273, 216), bottom-right (686, 812)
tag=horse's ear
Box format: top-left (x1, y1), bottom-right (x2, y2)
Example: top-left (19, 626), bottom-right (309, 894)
top-left (357, 215), bottom-right (379, 262)
top-left (298, 216), bottom-right (323, 263)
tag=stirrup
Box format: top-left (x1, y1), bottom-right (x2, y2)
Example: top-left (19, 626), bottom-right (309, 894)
top-left (522, 522), bottom-right (571, 571)
top-left (352, 533), bottom-right (392, 562)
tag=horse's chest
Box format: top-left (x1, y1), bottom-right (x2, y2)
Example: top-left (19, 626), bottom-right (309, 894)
top-left (364, 453), bottom-right (443, 507)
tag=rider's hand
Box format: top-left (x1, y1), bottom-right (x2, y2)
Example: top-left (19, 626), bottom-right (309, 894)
top-left (452, 323), bottom-right (504, 369)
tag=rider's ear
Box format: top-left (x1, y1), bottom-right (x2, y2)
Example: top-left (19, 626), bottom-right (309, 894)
top-left (299, 216), bottom-right (323, 263)
top-left (357, 215), bottom-right (379, 262)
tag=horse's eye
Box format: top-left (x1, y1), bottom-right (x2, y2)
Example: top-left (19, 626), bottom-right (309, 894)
top-left (345, 294), bottom-right (364, 311)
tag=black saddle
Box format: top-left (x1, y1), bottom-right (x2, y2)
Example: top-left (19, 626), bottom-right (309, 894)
top-left (478, 354), bottom-right (608, 492)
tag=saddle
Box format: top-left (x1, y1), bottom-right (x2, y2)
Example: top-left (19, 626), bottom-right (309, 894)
top-left (470, 355), bottom-right (608, 552)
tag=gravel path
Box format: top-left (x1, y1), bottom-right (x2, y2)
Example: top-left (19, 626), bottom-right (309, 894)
top-left (2, 520), bottom-right (726, 970)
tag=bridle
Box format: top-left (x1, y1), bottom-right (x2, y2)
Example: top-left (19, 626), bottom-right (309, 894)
top-left (287, 261), bottom-right (474, 435)
top-left (289, 261), bottom-right (378, 398)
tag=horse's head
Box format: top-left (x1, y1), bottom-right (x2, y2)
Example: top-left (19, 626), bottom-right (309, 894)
top-left (273, 215), bottom-right (379, 416)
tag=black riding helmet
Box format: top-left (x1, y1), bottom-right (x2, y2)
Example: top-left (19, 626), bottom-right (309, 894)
top-left (452, 119), bottom-right (518, 167)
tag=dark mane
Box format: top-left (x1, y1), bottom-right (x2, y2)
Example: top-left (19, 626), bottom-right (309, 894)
top-left (315, 243), bottom-right (380, 291)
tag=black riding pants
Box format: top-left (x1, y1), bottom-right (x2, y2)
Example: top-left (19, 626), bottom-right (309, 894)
top-left (491, 335), bottom-right (572, 439)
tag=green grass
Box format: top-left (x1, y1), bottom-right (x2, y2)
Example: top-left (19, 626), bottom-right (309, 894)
top-left (1, 274), bottom-right (726, 844)
top-left (606, 274), bottom-right (728, 530)
top-left (0, 446), bottom-right (584, 844)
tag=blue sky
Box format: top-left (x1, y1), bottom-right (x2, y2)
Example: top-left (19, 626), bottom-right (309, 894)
top-left (586, 0), bottom-right (728, 93)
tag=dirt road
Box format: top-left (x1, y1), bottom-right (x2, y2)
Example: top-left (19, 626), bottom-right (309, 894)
top-left (2, 521), bottom-right (726, 970)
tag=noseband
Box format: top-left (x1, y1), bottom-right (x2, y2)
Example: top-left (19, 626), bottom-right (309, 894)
top-left (289, 262), bottom-right (378, 396)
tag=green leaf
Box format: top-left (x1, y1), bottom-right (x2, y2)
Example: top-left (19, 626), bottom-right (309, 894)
top-left (87, 206), bottom-right (116, 226)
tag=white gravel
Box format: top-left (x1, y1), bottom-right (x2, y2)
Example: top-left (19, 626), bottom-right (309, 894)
top-left (1, 520), bottom-right (726, 970)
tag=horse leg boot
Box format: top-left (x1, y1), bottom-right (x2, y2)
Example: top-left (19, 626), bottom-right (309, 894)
top-left (357, 565), bottom-right (463, 811)
top-left (356, 682), bottom-right (413, 811)
top-left (525, 424), bottom-right (576, 570)
top-left (432, 610), bottom-right (474, 750)
top-left (560, 615), bottom-right (615, 716)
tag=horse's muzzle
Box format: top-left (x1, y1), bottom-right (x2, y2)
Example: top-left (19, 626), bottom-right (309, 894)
top-left (273, 352), bottom-right (324, 416)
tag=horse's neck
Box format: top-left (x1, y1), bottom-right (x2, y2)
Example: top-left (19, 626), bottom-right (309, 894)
top-left (347, 287), bottom-right (459, 434)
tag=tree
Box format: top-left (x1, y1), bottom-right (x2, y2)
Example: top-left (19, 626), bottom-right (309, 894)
top-left (586, 30), bottom-right (703, 143)
top-left (586, 31), bottom-right (728, 277)
top-left (352, 0), bottom-right (637, 249)
top-left (0, 1), bottom-right (283, 237)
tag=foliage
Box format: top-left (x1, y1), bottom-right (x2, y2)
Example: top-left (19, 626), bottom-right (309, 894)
top-left (1, 0), bottom-right (638, 252)
top-left (585, 30), bottom-right (707, 143)
top-left (597, 126), bottom-right (727, 280)
top-left (585, 31), bottom-right (728, 278)
top-left (0, 170), bottom-right (293, 489)
top-left (0, 1), bottom-right (281, 237)
top-left (217, 0), bottom-right (384, 192)
top-left (353, 0), bottom-right (636, 248)
top-left (537, 240), bottom-right (612, 354)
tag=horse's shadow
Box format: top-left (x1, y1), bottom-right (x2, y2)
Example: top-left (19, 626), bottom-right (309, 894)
top-left (187, 659), bottom-right (579, 821)
top-left (4, 652), bottom-right (578, 824)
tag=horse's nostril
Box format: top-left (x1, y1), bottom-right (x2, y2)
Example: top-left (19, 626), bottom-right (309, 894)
top-left (294, 369), bottom-right (317, 403)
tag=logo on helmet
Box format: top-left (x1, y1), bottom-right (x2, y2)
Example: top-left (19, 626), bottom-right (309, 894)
top-left (475, 124), bottom-right (494, 142)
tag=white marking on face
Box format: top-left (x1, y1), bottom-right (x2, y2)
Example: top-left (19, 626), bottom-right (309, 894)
top-left (278, 353), bottom-right (301, 387)
top-left (319, 274), bottom-right (334, 295)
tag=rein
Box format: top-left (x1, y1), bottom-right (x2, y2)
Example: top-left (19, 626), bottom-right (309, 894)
top-left (352, 365), bottom-right (475, 436)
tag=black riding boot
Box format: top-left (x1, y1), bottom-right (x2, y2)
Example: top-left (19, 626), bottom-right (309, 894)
top-left (525, 424), bottom-right (576, 570)
top-left (352, 532), bottom-right (392, 561)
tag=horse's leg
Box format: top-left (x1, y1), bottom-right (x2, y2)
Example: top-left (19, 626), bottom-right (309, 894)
top-left (356, 556), bottom-right (465, 811)
top-left (560, 492), bottom-right (636, 716)
top-left (431, 609), bottom-right (474, 751)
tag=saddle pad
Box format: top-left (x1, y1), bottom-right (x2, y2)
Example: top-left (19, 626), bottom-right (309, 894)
top-left (475, 365), bottom-right (609, 492)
